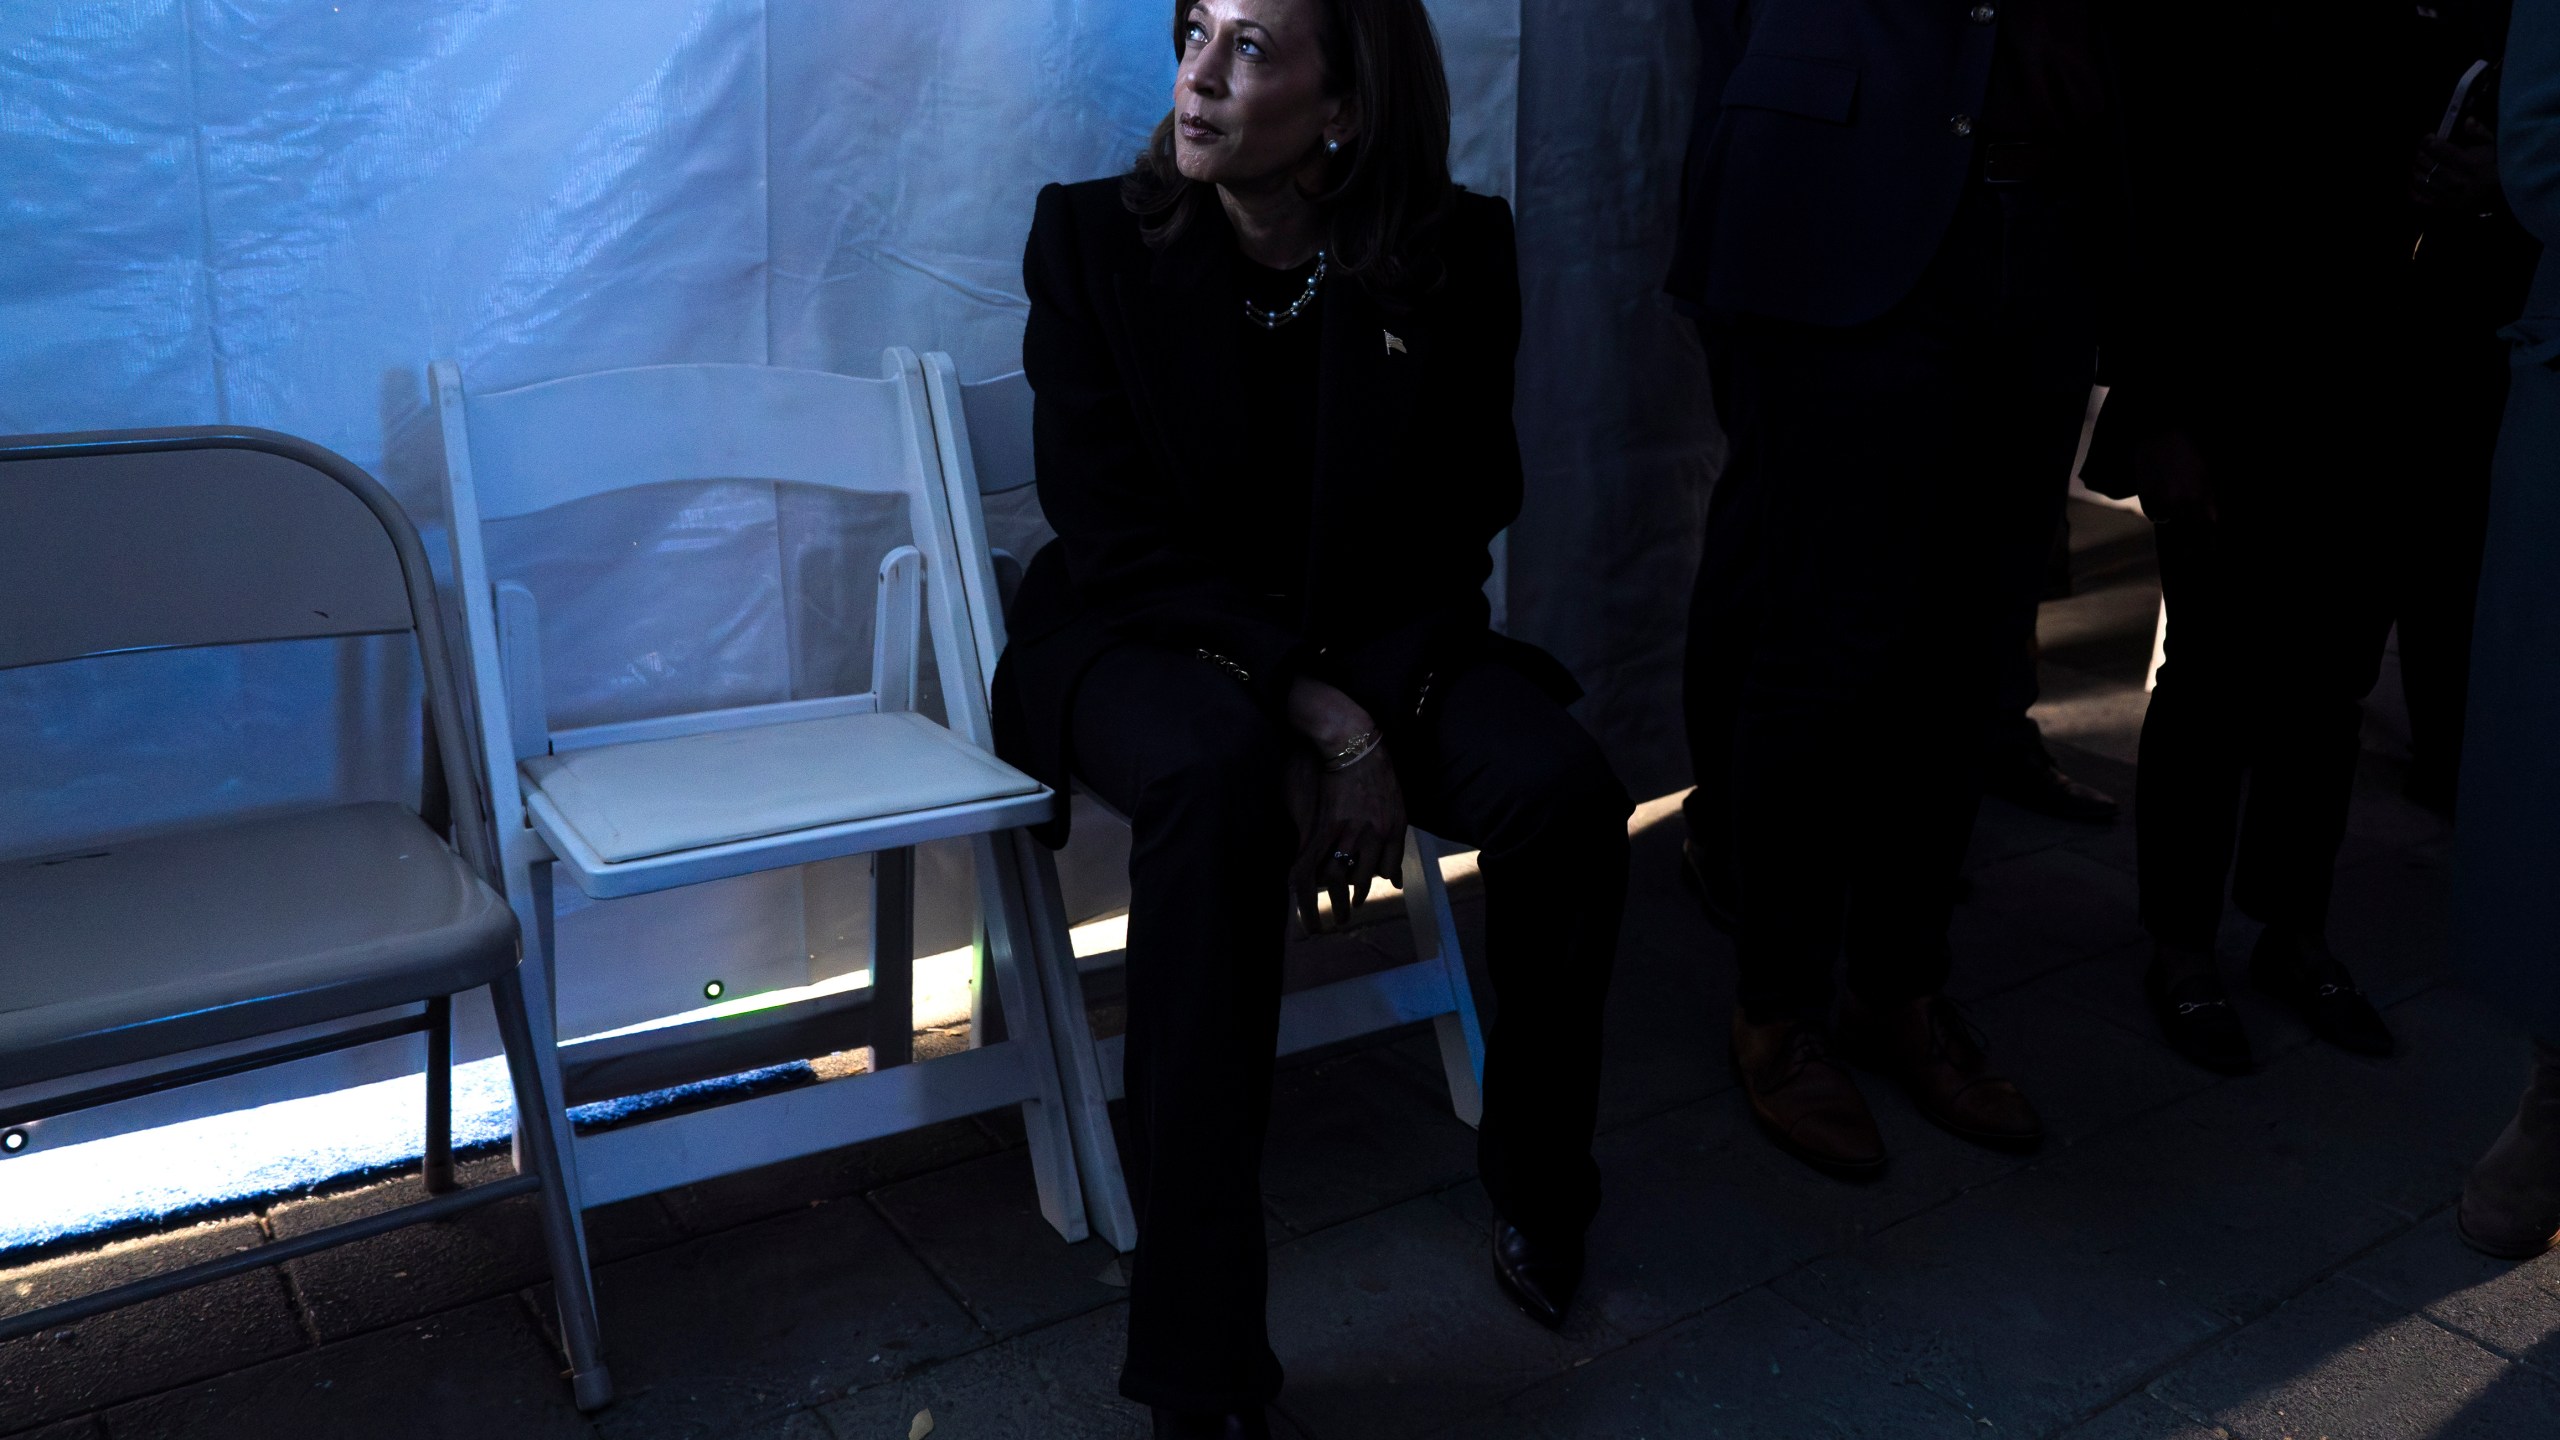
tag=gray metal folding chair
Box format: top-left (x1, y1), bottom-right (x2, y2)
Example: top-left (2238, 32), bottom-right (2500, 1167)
top-left (0, 428), bottom-right (612, 1412)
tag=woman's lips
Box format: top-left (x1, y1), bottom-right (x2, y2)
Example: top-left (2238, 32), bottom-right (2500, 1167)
top-left (1178, 114), bottom-right (1224, 141)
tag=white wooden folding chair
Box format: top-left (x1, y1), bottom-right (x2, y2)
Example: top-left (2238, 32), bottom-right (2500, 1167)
top-left (917, 355), bottom-right (1490, 1255)
top-left (430, 353), bottom-right (1089, 1241)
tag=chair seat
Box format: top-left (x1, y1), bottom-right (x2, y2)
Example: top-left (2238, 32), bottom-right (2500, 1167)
top-left (520, 709), bottom-right (1046, 868)
top-left (0, 803), bottom-right (517, 1091)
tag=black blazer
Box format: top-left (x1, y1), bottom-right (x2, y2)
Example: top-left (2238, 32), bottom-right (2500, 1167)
top-left (1667, 0), bottom-right (2001, 327)
top-left (993, 177), bottom-right (1576, 839)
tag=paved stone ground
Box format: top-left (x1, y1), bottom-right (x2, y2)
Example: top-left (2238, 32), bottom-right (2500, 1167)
top-left (7, 501), bottom-right (2554, 1440)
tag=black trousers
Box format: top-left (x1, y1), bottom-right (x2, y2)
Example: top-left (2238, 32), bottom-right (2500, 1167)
top-left (1988, 510), bottom-right (2078, 767)
top-left (1683, 180), bottom-right (2096, 1020)
top-left (1069, 643), bottom-right (1630, 1411)
top-left (2394, 306), bottom-right (2511, 803)
top-left (2137, 477), bottom-right (2394, 948)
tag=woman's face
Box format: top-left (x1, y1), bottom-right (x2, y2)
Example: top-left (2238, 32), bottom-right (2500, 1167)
top-left (1173, 0), bottom-right (1348, 190)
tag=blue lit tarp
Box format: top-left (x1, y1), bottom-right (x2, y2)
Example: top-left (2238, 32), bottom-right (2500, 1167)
top-left (0, 1), bottom-right (1526, 1178)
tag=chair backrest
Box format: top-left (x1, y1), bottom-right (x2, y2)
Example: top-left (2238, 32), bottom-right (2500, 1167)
top-left (446, 363), bottom-right (921, 521)
top-left (433, 355), bottom-right (998, 859)
top-left (0, 428), bottom-right (492, 873)
top-left (949, 368), bottom-right (1036, 497)
top-left (918, 358), bottom-right (1036, 695)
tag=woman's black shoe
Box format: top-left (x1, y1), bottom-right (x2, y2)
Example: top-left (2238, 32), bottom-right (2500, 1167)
top-left (1152, 1407), bottom-right (1270, 1439)
top-left (2145, 950), bottom-right (2254, 1075)
top-left (1491, 1218), bottom-right (1583, 1330)
top-left (2250, 927), bottom-right (2394, 1057)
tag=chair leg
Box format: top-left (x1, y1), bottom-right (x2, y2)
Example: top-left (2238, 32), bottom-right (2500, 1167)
top-left (1404, 830), bottom-right (1486, 1128)
top-left (976, 832), bottom-right (1092, 1244)
top-left (490, 967), bottom-right (614, 1412)
top-left (870, 847), bottom-right (915, 1068)
top-left (423, 996), bottom-right (455, 1194)
top-left (1013, 832), bottom-right (1137, 1252)
top-left (514, 861), bottom-right (582, 1185)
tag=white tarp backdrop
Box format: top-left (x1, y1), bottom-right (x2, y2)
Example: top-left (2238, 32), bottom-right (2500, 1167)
top-left (1510, 0), bottom-right (1719, 798)
top-left (2, 0), bottom-right (1602, 1145)
top-left (2, 1), bottom-right (1723, 1161)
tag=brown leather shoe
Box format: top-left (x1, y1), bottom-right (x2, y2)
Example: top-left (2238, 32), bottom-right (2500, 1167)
top-left (1731, 1010), bottom-right (1885, 1180)
top-left (2461, 1043), bottom-right (2560, 1260)
top-left (1840, 992), bottom-right (2043, 1153)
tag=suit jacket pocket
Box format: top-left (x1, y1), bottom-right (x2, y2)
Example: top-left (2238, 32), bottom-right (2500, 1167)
top-left (1722, 53), bottom-right (1858, 125)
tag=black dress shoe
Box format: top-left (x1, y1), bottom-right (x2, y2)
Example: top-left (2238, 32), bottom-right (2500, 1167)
top-left (1985, 743), bottom-right (2120, 824)
top-left (2250, 927), bottom-right (2394, 1057)
top-left (1491, 1218), bottom-right (1583, 1330)
top-left (1682, 838), bottom-right (1738, 935)
top-left (2145, 951), bottom-right (2254, 1075)
top-left (1152, 1407), bottom-right (1270, 1439)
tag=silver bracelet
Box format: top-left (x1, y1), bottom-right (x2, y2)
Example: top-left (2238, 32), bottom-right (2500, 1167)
top-left (1321, 728), bottom-right (1384, 773)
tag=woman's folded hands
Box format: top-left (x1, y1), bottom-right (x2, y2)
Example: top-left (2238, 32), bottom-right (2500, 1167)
top-left (1284, 676), bottom-right (1406, 933)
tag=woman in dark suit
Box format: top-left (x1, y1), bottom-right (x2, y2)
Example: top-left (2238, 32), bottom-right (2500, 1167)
top-left (993, 0), bottom-right (1629, 1432)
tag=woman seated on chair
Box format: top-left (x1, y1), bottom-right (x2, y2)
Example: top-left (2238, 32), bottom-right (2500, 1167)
top-left (994, 0), bottom-right (1629, 1433)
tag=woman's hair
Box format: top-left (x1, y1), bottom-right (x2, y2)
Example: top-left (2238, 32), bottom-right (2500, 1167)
top-left (1125, 0), bottom-right (1455, 299)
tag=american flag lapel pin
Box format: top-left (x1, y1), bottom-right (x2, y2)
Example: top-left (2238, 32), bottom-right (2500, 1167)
top-left (1383, 330), bottom-right (1407, 355)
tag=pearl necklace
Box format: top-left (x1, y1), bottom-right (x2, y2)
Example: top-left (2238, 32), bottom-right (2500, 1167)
top-left (1243, 251), bottom-right (1328, 330)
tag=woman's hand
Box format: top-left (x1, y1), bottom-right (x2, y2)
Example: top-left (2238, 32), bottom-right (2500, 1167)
top-left (1284, 677), bottom-right (1406, 933)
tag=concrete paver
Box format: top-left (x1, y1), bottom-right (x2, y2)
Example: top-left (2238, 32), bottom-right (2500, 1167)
top-left (1259, 1043), bottom-right (1482, 1239)
top-left (94, 1298), bottom-right (587, 1440)
top-left (1770, 1175), bottom-right (2233, 1437)
top-left (2346, 1211), bottom-right (2560, 1375)
top-left (0, 1220), bottom-right (304, 1433)
top-left (2051, 1393), bottom-right (2234, 1439)
top-left (582, 1194), bottom-right (983, 1437)
top-left (870, 1147), bottom-right (1125, 1337)
top-left (2150, 1276), bottom-right (2560, 1440)
top-left (1566, 1092), bottom-right (2013, 1339)
top-left (1262, 1195), bottom-right (1621, 1440)
top-left (269, 1154), bottom-right (559, 1342)
top-left (1436, 1286), bottom-right (1980, 1440)
top-left (813, 1305), bottom-right (1151, 1440)
top-left (651, 1117), bottom-right (996, 1239)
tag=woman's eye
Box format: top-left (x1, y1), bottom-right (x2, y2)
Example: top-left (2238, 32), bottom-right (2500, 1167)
top-left (1237, 37), bottom-right (1262, 57)
top-left (1182, 20), bottom-right (1206, 46)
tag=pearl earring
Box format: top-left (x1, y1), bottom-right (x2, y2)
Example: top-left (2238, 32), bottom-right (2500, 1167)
top-left (1324, 138), bottom-right (1342, 154)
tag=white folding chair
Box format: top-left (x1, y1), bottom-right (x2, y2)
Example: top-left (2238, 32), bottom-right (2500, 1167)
top-left (917, 355), bottom-right (1490, 1254)
top-left (430, 353), bottom-right (1090, 1242)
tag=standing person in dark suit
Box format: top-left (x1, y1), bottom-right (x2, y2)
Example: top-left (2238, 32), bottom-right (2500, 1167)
top-left (2079, 4), bottom-right (2410, 1075)
top-left (993, 1), bottom-right (1630, 1432)
top-left (2456, 0), bottom-right (2560, 1261)
top-left (1670, 0), bottom-right (2116, 1177)
top-left (2396, 0), bottom-right (2541, 816)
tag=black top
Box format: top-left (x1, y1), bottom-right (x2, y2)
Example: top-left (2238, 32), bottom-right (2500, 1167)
top-left (991, 179), bottom-right (1580, 843)
top-left (1229, 255), bottom-right (1324, 611)
top-left (1669, 0), bottom-right (2014, 326)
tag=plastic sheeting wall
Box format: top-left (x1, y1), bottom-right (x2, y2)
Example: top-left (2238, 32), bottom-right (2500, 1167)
top-left (1510, 0), bottom-right (1721, 800)
top-left (0, 0), bottom-right (1525, 1141)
